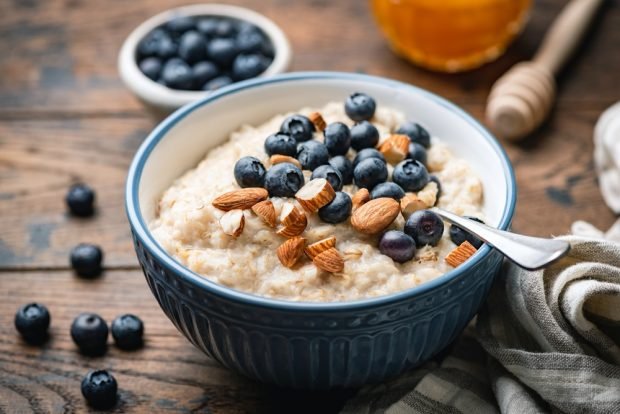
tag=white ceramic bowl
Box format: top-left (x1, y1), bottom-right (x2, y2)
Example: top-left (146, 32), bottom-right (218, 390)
top-left (126, 72), bottom-right (516, 388)
top-left (118, 4), bottom-right (292, 114)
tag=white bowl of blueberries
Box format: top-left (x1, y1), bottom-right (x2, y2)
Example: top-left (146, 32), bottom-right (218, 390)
top-left (118, 4), bottom-right (292, 114)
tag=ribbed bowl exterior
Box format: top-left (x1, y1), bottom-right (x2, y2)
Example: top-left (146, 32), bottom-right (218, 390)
top-left (133, 232), bottom-right (502, 389)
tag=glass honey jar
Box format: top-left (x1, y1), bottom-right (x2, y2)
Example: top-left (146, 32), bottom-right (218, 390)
top-left (371, 0), bottom-right (533, 72)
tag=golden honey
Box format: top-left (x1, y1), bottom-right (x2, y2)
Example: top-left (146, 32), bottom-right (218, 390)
top-left (371, 0), bottom-right (532, 72)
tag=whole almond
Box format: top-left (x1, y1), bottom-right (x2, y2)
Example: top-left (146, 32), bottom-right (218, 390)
top-left (445, 241), bottom-right (477, 267)
top-left (378, 134), bottom-right (410, 165)
top-left (277, 236), bottom-right (306, 268)
top-left (251, 199), bottom-right (276, 227)
top-left (219, 209), bottom-right (245, 237)
top-left (295, 178), bottom-right (336, 212)
top-left (308, 111), bottom-right (327, 132)
top-left (212, 188), bottom-right (268, 211)
top-left (270, 154), bottom-right (302, 169)
top-left (351, 197), bottom-right (400, 234)
top-left (352, 188), bottom-right (370, 211)
top-left (276, 203), bottom-right (307, 237)
top-left (305, 236), bottom-right (337, 259)
top-left (313, 247), bottom-right (344, 273)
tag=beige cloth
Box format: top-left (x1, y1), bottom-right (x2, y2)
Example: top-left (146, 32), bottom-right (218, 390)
top-left (341, 237), bottom-right (620, 414)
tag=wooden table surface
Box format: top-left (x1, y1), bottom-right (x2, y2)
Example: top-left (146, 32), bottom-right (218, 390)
top-left (0, 0), bottom-right (618, 412)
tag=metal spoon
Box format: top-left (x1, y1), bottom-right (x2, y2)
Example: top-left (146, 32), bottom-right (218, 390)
top-left (432, 208), bottom-right (571, 271)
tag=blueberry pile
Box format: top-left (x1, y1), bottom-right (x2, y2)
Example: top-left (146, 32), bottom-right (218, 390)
top-left (136, 15), bottom-right (275, 91)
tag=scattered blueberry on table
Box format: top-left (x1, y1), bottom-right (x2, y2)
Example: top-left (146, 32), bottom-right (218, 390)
top-left (70, 243), bottom-right (104, 278)
top-left (379, 230), bottom-right (416, 263)
top-left (14, 303), bottom-right (51, 345)
top-left (66, 183), bottom-right (96, 217)
top-left (111, 314), bottom-right (144, 350)
top-left (81, 370), bottom-right (118, 409)
top-left (450, 217), bottom-right (485, 248)
top-left (136, 15), bottom-right (274, 91)
top-left (71, 312), bottom-right (109, 356)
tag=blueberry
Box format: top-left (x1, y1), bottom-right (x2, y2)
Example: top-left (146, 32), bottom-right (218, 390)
top-left (429, 175), bottom-right (442, 202)
top-left (280, 115), bottom-right (315, 142)
top-left (353, 158), bottom-right (388, 190)
top-left (14, 303), bottom-right (50, 344)
top-left (178, 31), bottom-right (207, 64)
top-left (371, 182), bottom-right (405, 200)
top-left (166, 16), bottom-right (195, 35)
top-left (71, 313), bottom-right (108, 356)
top-left (215, 19), bottom-right (236, 38)
top-left (161, 58), bottom-right (193, 90)
top-left (392, 159), bottom-right (429, 192)
top-left (329, 156), bottom-right (353, 185)
top-left (236, 28), bottom-right (265, 53)
top-left (450, 217), bottom-right (485, 248)
top-left (264, 163), bottom-right (304, 197)
top-left (234, 156), bottom-right (266, 188)
top-left (111, 314), bottom-right (144, 350)
top-left (353, 148), bottom-right (385, 168)
top-left (202, 75), bottom-right (233, 91)
top-left (396, 121), bottom-right (431, 148)
top-left (66, 183), bottom-right (96, 217)
top-left (379, 230), bottom-right (416, 263)
top-left (207, 38), bottom-right (238, 67)
top-left (156, 36), bottom-right (178, 59)
top-left (70, 243), bottom-right (103, 278)
top-left (191, 61), bottom-right (219, 88)
top-left (81, 370), bottom-right (118, 409)
top-left (318, 192), bottom-right (352, 224)
top-left (264, 133), bottom-right (297, 156)
top-left (196, 17), bottom-right (219, 36)
top-left (139, 57), bottom-right (162, 81)
top-left (404, 210), bottom-right (444, 247)
top-left (296, 140), bottom-right (329, 170)
top-left (350, 121), bottom-right (380, 151)
top-left (232, 53), bottom-right (268, 80)
top-left (344, 92), bottom-right (376, 122)
top-left (407, 142), bottom-right (428, 166)
top-left (323, 122), bottom-right (351, 156)
top-left (311, 165), bottom-right (343, 191)
top-left (137, 29), bottom-right (169, 58)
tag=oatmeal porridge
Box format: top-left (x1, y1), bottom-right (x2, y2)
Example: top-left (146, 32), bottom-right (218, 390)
top-left (149, 94), bottom-right (484, 302)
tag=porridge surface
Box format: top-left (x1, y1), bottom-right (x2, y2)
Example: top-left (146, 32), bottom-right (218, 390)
top-left (149, 102), bottom-right (484, 302)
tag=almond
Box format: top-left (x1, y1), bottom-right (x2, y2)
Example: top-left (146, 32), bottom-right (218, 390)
top-left (277, 236), bottom-right (306, 268)
top-left (308, 111), bottom-right (327, 132)
top-left (276, 203), bottom-right (307, 237)
top-left (445, 241), bottom-right (477, 267)
top-left (352, 188), bottom-right (370, 211)
top-left (313, 247), bottom-right (344, 273)
top-left (270, 154), bottom-right (302, 169)
top-left (251, 199), bottom-right (276, 227)
top-left (219, 209), bottom-right (245, 237)
top-left (400, 193), bottom-right (427, 218)
top-left (304, 236), bottom-right (336, 259)
top-left (212, 188), bottom-right (268, 211)
top-left (378, 134), bottom-right (410, 164)
top-left (295, 178), bottom-right (336, 213)
top-left (351, 197), bottom-right (400, 234)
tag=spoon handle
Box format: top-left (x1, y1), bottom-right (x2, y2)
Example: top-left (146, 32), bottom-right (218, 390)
top-left (432, 209), bottom-right (570, 271)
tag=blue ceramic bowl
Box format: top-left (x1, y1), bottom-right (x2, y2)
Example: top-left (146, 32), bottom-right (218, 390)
top-left (126, 72), bottom-right (516, 389)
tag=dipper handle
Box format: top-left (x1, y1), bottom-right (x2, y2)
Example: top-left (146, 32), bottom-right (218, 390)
top-left (487, 0), bottom-right (604, 141)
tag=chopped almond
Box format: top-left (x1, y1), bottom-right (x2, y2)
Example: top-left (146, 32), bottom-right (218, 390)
top-left (313, 248), bottom-right (344, 273)
top-left (277, 237), bottom-right (306, 268)
top-left (270, 154), bottom-right (302, 169)
top-left (276, 203), bottom-right (307, 237)
top-left (378, 134), bottom-right (410, 164)
top-left (295, 178), bottom-right (336, 212)
top-left (352, 188), bottom-right (370, 211)
top-left (212, 188), bottom-right (268, 211)
top-left (445, 241), bottom-right (477, 267)
top-left (305, 236), bottom-right (337, 259)
top-left (219, 209), bottom-right (245, 237)
top-left (251, 200), bottom-right (276, 227)
top-left (308, 111), bottom-right (327, 132)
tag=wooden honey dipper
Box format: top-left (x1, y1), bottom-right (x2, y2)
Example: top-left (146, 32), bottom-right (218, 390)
top-left (486, 0), bottom-right (604, 141)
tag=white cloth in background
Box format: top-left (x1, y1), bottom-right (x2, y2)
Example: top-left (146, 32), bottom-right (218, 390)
top-left (594, 102), bottom-right (620, 214)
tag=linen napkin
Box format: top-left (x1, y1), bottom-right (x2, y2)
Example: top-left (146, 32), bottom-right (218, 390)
top-left (341, 237), bottom-right (620, 414)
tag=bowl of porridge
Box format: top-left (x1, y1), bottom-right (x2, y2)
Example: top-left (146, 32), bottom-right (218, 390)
top-left (126, 72), bottom-right (516, 388)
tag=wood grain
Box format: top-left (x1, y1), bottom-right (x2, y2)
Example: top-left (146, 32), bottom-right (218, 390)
top-left (1, 0), bottom-right (619, 412)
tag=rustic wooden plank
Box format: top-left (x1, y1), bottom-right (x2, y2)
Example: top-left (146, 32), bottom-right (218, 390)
top-left (0, 269), bottom-right (356, 413)
top-left (0, 0), bottom-right (617, 115)
top-left (0, 107), bottom-right (615, 270)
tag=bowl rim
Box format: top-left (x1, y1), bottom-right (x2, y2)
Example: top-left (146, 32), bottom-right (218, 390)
top-left (126, 71), bottom-right (517, 312)
top-left (118, 3), bottom-right (292, 109)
